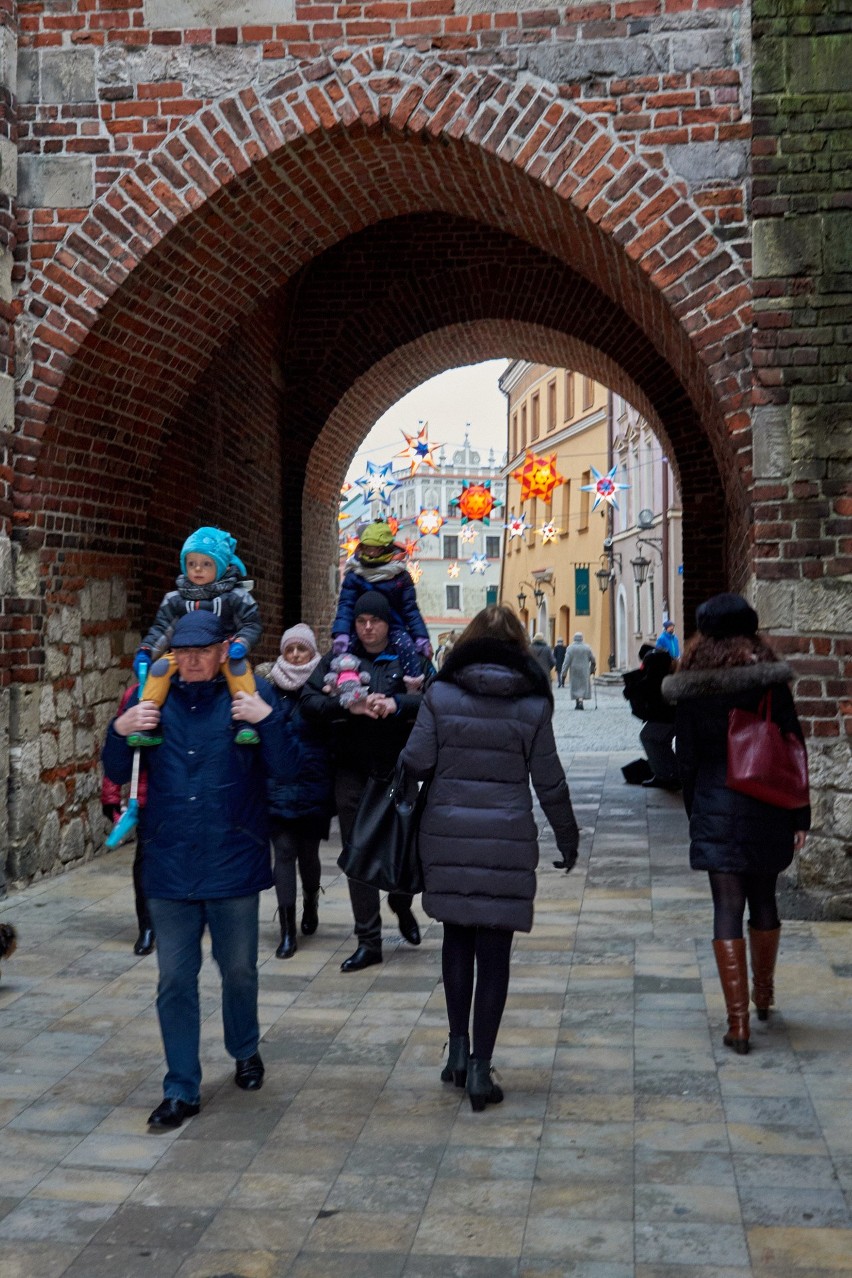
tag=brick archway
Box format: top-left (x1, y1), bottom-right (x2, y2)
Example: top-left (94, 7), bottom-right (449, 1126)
top-left (18, 46), bottom-right (750, 532)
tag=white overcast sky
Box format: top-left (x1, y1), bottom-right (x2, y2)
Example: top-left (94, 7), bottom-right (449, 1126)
top-left (345, 360), bottom-right (510, 481)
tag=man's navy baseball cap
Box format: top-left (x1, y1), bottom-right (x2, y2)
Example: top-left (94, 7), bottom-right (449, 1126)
top-left (171, 612), bottom-right (228, 648)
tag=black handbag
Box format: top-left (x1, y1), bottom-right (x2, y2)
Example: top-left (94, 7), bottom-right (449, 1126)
top-left (337, 760), bottom-right (426, 895)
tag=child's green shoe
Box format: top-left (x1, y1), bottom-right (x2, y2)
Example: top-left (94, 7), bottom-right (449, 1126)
top-left (235, 727), bottom-right (260, 746)
top-left (126, 732), bottom-right (163, 748)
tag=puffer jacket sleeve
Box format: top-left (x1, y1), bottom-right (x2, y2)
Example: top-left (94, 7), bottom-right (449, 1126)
top-left (400, 692), bottom-right (438, 779)
top-left (140, 591), bottom-right (184, 653)
top-left (674, 701), bottom-right (698, 817)
top-left (331, 572), bottom-right (361, 636)
top-left (528, 702), bottom-right (579, 857)
top-left (767, 681), bottom-right (811, 832)
top-left (229, 588), bottom-right (263, 650)
top-left (396, 573), bottom-right (430, 642)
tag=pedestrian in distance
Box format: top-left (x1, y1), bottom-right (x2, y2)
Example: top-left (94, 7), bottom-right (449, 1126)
top-left (301, 591), bottom-right (430, 972)
top-left (663, 593), bottom-right (810, 1056)
top-left (530, 632), bottom-right (556, 682)
top-left (553, 636), bottom-right (567, 687)
top-left (264, 623), bottom-right (333, 959)
top-left (102, 612), bottom-right (294, 1131)
top-left (131, 526), bottom-right (264, 747)
top-left (400, 604), bottom-right (579, 1111)
top-left (656, 618), bottom-right (680, 660)
top-left (563, 631), bottom-right (596, 709)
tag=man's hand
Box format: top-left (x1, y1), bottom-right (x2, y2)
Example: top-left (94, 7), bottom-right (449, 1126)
top-left (231, 691), bottom-right (272, 724)
top-left (115, 703), bottom-right (161, 738)
top-left (793, 831), bottom-right (807, 853)
top-left (348, 699), bottom-right (379, 719)
top-left (366, 693), bottom-right (397, 719)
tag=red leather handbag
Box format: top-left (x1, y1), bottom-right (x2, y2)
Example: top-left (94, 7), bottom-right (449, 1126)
top-left (726, 689), bottom-right (809, 809)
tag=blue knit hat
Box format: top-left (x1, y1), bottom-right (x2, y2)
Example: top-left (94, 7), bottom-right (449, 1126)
top-left (180, 527), bottom-right (246, 581)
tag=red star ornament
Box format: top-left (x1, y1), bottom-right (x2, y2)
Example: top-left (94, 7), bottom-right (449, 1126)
top-left (510, 452), bottom-right (566, 504)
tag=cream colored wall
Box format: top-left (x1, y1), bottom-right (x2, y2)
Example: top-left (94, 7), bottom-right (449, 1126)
top-left (501, 365), bottom-right (610, 669)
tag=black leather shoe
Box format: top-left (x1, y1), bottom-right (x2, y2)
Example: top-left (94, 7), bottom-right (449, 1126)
top-left (642, 777), bottom-right (682, 790)
top-left (396, 909), bottom-right (421, 946)
top-left (133, 928), bottom-right (155, 956)
top-left (147, 1098), bottom-right (200, 1130)
top-left (340, 944), bottom-right (383, 972)
top-left (234, 1052), bottom-right (265, 1090)
top-left (275, 906), bottom-right (297, 959)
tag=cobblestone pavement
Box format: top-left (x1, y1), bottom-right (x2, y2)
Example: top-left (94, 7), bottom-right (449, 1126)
top-left (0, 687), bottom-right (850, 1277)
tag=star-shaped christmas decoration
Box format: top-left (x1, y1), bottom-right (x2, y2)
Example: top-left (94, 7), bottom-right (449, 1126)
top-left (340, 535), bottom-right (359, 557)
top-left (386, 515), bottom-right (399, 535)
top-left (579, 464), bottom-right (629, 511)
top-left (355, 460), bottom-right (399, 505)
top-left (409, 561), bottom-right (423, 584)
top-left (538, 520), bottom-right (561, 544)
top-left (467, 553), bottom-right (488, 575)
top-left (459, 524), bottom-right (478, 544)
top-left (400, 535), bottom-right (419, 558)
top-left (447, 561), bottom-right (460, 578)
top-left (510, 452), bottom-right (566, 504)
top-left (396, 422), bottom-right (441, 475)
top-left (506, 513), bottom-right (531, 540)
top-left (450, 480), bottom-right (502, 526)
top-left (415, 508), bottom-right (444, 536)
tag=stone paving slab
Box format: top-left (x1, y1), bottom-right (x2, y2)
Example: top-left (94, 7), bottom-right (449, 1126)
top-left (0, 686), bottom-right (850, 1276)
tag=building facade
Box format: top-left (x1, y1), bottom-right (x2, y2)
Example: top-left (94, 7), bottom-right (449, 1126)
top-left (610, 398), bottom-right (684, 669)
top-left (499, 362), bottom-right (610, 669)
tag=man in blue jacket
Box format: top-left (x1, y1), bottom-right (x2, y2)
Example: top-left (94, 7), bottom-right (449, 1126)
top-left (656, 619), bottom-right (680, 659)
top-left (102, 611), bottom-right (293, 1131)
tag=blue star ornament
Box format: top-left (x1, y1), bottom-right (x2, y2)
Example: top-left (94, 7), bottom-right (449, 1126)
top-left (468, 553), bottom-right (488, 575)
top-left (579, 465), bottom-right (629, 511)
top-left (355, 460), bottom-right (399, 505)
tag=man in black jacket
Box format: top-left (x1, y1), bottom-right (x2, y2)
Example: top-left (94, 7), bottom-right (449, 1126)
top-left (301, 592), bottom-right (429, 971)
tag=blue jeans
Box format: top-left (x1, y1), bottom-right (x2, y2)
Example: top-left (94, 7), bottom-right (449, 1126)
top-left (147, 894), bottom-right (260, 1105)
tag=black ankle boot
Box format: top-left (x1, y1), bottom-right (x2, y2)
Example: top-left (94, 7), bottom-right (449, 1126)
top-left (133, 927), bottom-right (155, 957)
top-left (466, 1057), bottom-right (504, 1112)
top-left (275, 907), bottom-right (297, 959)
top-left (301, 890), bottom-right (320, 936)
top-left (440, 1033), bottom-right (470, 1088)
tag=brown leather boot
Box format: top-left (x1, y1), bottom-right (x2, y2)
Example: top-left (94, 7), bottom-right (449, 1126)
top-left (749, 924), bottom-right (781, 1021)
top-left (712, 938), bottom-right (750, 1054)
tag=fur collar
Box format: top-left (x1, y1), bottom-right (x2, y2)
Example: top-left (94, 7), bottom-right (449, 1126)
top-left (663, 660), bottom-right (794, 704)
top-left (438, 638), bottom-right (553, 704)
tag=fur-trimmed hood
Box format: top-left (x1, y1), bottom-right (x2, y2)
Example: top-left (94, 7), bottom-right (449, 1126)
top-left (437, 637), bottom-right (554, 704)
top-left (663, 660), bottom-right (794, 704)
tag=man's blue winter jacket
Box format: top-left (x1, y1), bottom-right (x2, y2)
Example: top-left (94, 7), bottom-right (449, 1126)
top-left (101, 674), bottom-right (293, 901)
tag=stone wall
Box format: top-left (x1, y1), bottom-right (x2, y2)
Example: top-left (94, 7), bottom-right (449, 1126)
top-left (752, 3), bottom-right (852, 908)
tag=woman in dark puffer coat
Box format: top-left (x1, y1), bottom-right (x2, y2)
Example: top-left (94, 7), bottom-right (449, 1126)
top-left (400, 605), bottom-right (579, 1111)
top-left (663, 593), bottom-right (810, 1056)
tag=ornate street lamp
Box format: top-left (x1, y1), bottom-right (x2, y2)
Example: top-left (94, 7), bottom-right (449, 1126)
top-left (631, 553), bottom-right (652, 586)
top-left (516, 588), bottom-right (527, 611)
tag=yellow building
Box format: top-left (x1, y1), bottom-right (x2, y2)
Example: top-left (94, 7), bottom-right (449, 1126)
top-left (499, 362), bottom-right (611, 670)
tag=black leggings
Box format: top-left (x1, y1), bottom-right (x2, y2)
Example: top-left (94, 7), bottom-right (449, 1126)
top-left (708, 871), bottom-right (780, 941)
top-left (442, 922), bottom-right (514, 1061)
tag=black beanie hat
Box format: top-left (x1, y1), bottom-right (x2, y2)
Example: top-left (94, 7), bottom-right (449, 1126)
top-left (695, 592), bottom-right (759, 640)
top-left (352, 591), bottom-right (393, 626)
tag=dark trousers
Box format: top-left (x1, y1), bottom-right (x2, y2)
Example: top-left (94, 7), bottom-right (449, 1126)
top-left (442, 923), bottom-right (514, 1061)
top-left (132, 846), bottom-right (152, 933)
top-left (336, 768), bottom-right (413, 951)
top-left (271, 822), bottom-right (322, 914)
top-left (639, 720), bottom-right (678, 783)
